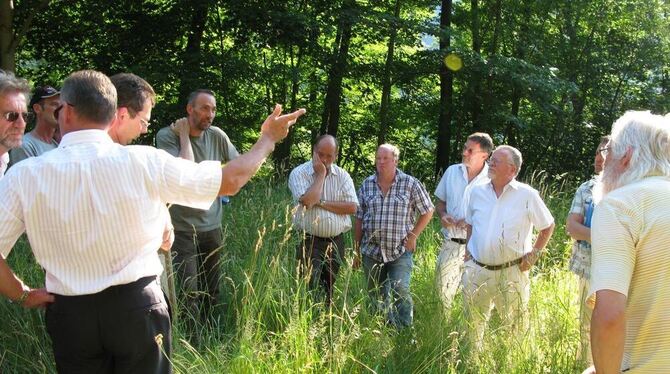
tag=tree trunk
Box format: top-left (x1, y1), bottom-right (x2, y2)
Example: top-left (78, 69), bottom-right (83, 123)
top-left (470, 0), bottom-right (482, 131)
top-left (435, 0), bottom-right (453, 176)
top-left (274, 46), bottom-right (303, 175)
top-left (378, 0), bottom-right (401, 146)
top-left (0, 0), bottom-right (51, 72)
top-left (178, 1), bottom-right (211, 107)
top-left (320, 0), bottom-right (355, 137)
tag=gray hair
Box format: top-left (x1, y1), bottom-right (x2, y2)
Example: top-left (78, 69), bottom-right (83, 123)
top-left (61, 70), bottom-right (117, 125)
top-left (187, 89), bottom-right (215, 106)
top-left (0, 70), bottom-right (30, 101)
top-left (378, 143), bottom-right (400, 161)
top-left (495, 145), bottom-right (523, 176)
top-left (608, 110), bottom-right (670, 186)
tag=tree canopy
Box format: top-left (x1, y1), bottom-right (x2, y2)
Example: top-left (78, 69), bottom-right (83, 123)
top-left (2, 0), bottom-right (668, 184)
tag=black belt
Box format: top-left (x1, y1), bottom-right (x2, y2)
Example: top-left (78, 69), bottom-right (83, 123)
top-left (472, 257), bottom-right (523, 271)
top-left (304, 233), bottom-right (343, 241)
top-left (450, 238), bottom-right (467, 245)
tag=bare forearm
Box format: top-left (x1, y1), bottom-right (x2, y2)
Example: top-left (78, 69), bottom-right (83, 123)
top-left (436, 200), bottom-right (447, 219)
top-left (219, 135), bottom-right (275, 196)
top-left (566, 213), bottom-right (591, 242)
top-left (319, 201), bottom-right (356, 215)
top-left (0, 256), bottom-right (27, 301)
top-left (592, 291), bottom-right (626, 373)
top-left (533, 224), bottom-right (555, 251)
top-left (410, 210), bottom-right (434, 238)
top-left (298, 175), bottom-right (325, 208)
top-left (178, 131), bottom-right (194, 161)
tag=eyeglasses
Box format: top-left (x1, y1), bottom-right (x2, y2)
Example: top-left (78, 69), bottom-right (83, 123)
top-left (54, 102), bottom-right (74, 121)
top-left (598, 146), bottom-right (611, 157)
top-left (2, 111), bottom-right (33, 123)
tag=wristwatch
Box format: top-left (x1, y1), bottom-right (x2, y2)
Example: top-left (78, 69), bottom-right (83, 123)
top-left (319, 198), bottom-right (325, 207)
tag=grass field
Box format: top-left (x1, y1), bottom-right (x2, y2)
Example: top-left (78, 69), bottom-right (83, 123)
top-left (0, 176), bottom-right (587, 373)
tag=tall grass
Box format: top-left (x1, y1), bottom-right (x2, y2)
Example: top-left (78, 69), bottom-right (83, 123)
top-left (1, 176), bottom-right (586, 373)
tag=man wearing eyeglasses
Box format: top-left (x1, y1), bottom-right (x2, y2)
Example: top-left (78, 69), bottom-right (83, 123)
top-left (565, 135), bottom-right (610, 365)
top-left (0, 69), bottom-right (305, 373)
top-left (9, 85), bottom-right (60, 166)
top-left (107, 73), bottom-right (154, 146)
top-left (434, 132), bottom-right (493, 311)
top-left (155, 89), bottom-right (239, 334)
top-left (0, 70), bottom-right (31, 179)
top-left (462, 145), bottom-right (555, 349)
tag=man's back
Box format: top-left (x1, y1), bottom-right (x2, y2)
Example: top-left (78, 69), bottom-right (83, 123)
top-left (591, 176), bottom-right (670, 372)
top-left (0, 129), bottom-right (220, 295)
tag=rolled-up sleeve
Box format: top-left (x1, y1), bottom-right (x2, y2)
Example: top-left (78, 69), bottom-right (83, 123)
top-left (155, 151), bottom-right (221, 210)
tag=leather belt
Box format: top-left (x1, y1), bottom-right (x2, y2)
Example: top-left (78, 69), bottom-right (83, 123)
top-left (450, 238), bottom-right (467, 245)
top-left (472, 257), bottom-right (523, 271)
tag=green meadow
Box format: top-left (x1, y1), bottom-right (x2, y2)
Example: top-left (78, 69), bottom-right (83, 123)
top-left (0, 175), bottom-right (586, 373)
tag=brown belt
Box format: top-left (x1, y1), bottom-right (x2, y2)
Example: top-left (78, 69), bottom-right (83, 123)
top-left (472, 257), bottom-right (523, 271)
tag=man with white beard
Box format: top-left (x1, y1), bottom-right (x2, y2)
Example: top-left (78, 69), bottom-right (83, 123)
top-left (584, 111), bottom-right (670, 374)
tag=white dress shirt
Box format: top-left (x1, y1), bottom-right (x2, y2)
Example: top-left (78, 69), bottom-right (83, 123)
top-left (434, 163), bottom-right (489, 240)
top-left (466, 179), bottom-right (554, 265)
top-left (0, 152), bottom-right (8, 180)
top-left (0, 130), bottom-right (221, 295)
top-left (288, 160), bottom-right (358, 238)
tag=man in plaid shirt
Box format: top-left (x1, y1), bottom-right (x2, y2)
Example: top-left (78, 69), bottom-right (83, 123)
top-left (566, 135), bottom-right (610, 364)
top-left (354, 144), bottom-right (434, 328)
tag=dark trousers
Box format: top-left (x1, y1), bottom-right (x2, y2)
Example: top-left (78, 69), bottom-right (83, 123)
top-left (172, 227), bottom-right (223, 322)
top-left (296, 233), bottom-right (345, 305)
top-left (45, 276), bottom-right (171, 374)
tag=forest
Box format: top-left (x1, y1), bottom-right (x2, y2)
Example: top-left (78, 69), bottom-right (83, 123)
top-left (1, 1), bottom-right (669, 372)
top-left (3, 0), bottom-right (668, 184)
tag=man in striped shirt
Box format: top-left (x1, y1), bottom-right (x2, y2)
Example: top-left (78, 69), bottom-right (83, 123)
top-left (288, 135), bottom-right (358, 305)
top-left (354, 144), bottom-right (434, 328)
top-left (586, 111), bottom-right (670, 374)
top-left (0, 70), bottom-right (305, 373)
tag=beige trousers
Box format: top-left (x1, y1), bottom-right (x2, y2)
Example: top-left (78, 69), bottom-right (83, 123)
top-left (435, 240), bottom-right (465, 310)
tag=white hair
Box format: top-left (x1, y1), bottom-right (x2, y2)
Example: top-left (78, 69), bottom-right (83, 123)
top-left (495, 145), bottom-right (523, 176)
top-left (378, 143), bottom-right (400, 161)
top-left (599, 110), bottom-right (670, 196)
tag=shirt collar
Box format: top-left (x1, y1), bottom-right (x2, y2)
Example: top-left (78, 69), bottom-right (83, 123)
top-left (460, 162), bottom-right (489, 181)
top-left (59, 129), bottom-right (114, 148)
top-left (374, 168), bottom-right (401, 183)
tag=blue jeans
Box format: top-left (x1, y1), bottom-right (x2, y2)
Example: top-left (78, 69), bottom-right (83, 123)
top-left (362, 251), bottom-right (414, 328)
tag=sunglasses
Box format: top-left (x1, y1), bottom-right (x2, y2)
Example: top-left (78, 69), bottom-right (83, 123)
top-left (2, 111), bottom-right (33, 123)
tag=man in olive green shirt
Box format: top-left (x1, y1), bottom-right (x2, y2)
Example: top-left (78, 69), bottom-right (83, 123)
top-left (155, 89), bottom-right (238, 328)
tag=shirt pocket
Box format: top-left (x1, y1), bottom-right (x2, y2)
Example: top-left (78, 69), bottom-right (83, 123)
top-left (389, 192), bottom-right (411, 218)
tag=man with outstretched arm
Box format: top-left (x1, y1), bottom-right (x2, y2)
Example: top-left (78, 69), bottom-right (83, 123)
top-left (0, 69), bottom-right (305, 373)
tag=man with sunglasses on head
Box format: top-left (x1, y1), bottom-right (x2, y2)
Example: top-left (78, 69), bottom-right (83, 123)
top-left (434, 132), bottom-right (493, 312)
top-left (0, 70), bottom-right (31, 179)
top-left (9, 85), bottom-right (60, 166)
top-left (0, 69), bottom-right (305, 373)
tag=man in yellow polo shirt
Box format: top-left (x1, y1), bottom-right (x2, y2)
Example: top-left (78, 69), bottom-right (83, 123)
top-left (585, 110), bottom-right (670, 373)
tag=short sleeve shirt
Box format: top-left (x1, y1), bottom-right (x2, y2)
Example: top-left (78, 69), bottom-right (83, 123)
top-left (466, 180), bottom-right (554, 265)
top-left (288, 161), bottom-right (358, 237)
top-left (356, 170), bottom-right (434, 263)
top-left (568, 178), bottom-right (596, 279)
top-left (156, 125), bottom-right (239, 232)
top-left (589, 176), bottom-right (670, 373)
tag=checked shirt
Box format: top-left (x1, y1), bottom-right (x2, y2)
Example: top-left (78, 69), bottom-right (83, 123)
top-left (356, 170), bottom-right (434, 263)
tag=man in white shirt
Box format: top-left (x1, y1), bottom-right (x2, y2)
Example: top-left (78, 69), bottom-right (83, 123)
top-left (0, 70), bottom-right (305, 373)
top-left (0, 70), bottom-right (30, 179)
top-left (288, 135), bottom-right (358, 305)
top-left (434, 132), bottom-right (492, 310)
top-left (462, 145), bottom-right (555, 349)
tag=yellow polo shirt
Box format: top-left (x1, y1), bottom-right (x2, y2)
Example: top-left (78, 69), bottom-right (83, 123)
top-left (590, 176), bottom-right (670, 373)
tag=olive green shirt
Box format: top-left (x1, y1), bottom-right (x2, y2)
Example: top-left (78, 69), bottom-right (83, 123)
top-left (156, 125), bottom-right (238, 232)
top-left (9, 131), bottom-right (58, 167)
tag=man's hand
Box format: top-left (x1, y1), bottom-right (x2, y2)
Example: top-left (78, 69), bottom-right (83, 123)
top-left (160, 223), bottom-right (174, 252)
top-left (404, 233), bottom-right (418, 252)
top-left (170, 117), bottom-right (189, 136)
top-left (260, 104), bottom-right (306, 143)
top-left (312, 150), bottom-right (327, 176)
top-left (440, 214), bottom-right (457, 228)
top-left (23, 288), bottom-right (54, 308)
top-left (519, 250), bottom-right (540, 272)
